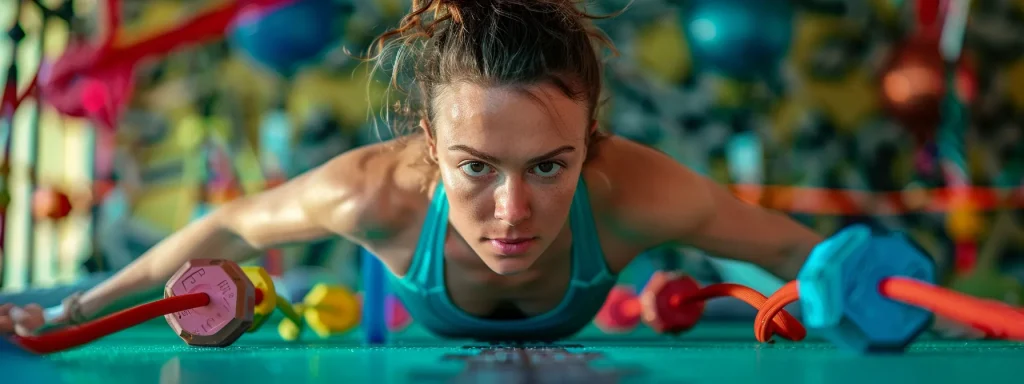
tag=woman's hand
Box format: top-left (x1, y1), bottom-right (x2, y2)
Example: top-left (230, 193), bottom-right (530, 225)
top-left (0, 303), bottom-right (49, 336)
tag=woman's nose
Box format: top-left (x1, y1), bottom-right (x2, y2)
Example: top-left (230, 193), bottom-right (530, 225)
top-left (494, 179), bottom-right (531, 226)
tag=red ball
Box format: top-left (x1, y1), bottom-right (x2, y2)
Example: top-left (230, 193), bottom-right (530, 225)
top-left (640, 272), bottom-right (705, 334)
top-left (594, 285), bottom-right (641, 333)
top-left (880, 35), bottom-right (977, 143)
top-left (32, 188), bottom-right (73, 220)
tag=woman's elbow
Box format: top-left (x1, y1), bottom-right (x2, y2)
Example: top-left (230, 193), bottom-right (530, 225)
top-left (204, 204), bottom-right (268, 252)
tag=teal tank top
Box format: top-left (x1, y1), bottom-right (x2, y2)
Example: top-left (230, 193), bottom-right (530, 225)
top-left (388, 176), bottom-right (618, 341)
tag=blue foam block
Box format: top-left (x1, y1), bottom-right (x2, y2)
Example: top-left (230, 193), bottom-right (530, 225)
top-left (798, 224), bottom-right (936, 352)
top-left (361, 248), bottom-right (387, 345)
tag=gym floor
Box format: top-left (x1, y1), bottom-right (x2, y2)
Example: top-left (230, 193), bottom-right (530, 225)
top-left (5, 317), bottom-right (1022, 384)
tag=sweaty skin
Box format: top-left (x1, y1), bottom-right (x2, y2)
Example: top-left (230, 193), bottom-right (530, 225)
top-left (0, 83), bottom-right (822, 334)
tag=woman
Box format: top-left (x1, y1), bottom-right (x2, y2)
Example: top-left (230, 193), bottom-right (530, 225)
top-left (0, 0), bottom-right (823, 340)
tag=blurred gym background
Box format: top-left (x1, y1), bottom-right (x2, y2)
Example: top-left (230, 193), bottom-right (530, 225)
top-left (1, 0), bottom-right (1022, 308)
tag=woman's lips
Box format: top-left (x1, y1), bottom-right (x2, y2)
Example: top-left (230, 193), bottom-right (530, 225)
top-left (488, 238), bottom-right (536, 255)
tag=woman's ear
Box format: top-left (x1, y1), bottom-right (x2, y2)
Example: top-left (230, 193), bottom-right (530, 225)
top-left (586, 119), bottom-right (599, 146)
top-left (583, 120), bottom-right (601, 160)
top-left (420, 118), bottom-right (437, 161)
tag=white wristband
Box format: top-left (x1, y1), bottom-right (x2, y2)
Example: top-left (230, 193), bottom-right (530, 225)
top-left (43, 304), bottom-right (65, 324)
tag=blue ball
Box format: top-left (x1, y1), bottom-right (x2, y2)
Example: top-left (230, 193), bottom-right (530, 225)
top-left (679, 0), bottom-right (794, 80)
top-left (229, 0), bottom-right (348, 76)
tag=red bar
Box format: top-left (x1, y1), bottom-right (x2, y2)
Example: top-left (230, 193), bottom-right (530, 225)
top-left (729, 184), bottom-right (1024, 215)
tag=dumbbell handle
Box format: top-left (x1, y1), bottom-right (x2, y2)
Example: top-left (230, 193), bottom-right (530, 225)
top-left (252, 285), bottom-right (306, 328)
top-left (275, 297), bottom-right (303, 327)
top-left (8, 293), bottom-right (209, 355)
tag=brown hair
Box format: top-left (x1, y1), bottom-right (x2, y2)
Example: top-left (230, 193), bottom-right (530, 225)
top-left (366, 0), bottom-right (618, 147)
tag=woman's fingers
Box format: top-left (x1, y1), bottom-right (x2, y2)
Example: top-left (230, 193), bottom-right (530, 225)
top-left (11, 304), bottom-right (45, 336)
top-left (0, 303), bottom-right (13, 333)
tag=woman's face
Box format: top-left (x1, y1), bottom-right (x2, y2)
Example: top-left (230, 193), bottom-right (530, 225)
top-left (425, 82), bottom-right (591, 275)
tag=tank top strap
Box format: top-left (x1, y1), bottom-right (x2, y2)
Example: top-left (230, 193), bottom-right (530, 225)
top-left (390, 181), bottom-right (447, 294)
top-left (568, 175), bottom-right (615, 284)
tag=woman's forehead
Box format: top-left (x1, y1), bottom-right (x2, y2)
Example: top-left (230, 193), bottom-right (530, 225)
top-left (433, 82), bottom-right (590, 143)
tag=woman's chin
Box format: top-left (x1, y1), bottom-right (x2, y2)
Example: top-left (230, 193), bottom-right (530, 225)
top-left (483, 254), bottom-right (537, 276)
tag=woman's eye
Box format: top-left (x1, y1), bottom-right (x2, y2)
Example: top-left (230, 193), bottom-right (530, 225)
top-left (531, 162), bottom-right (562, 177)
top-left (459, 162), bottom-right (492, 177)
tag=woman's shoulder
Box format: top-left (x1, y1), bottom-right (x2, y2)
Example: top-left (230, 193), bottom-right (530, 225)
top-left (302, 137), bottom-right (436, 239)
top-left (582, 135), bottom-right (705, 206)
top-left (581, 135), bottom-right (716, 246)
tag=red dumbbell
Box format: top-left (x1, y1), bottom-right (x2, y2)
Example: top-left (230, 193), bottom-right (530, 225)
top-left (639, 271), bottom-right (705, 334)
top-left (594, 285), bottom-right (642, 333)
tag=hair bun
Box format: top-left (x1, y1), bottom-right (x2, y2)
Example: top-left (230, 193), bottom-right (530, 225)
top-left (436, 0), bottom-right (483, 24)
